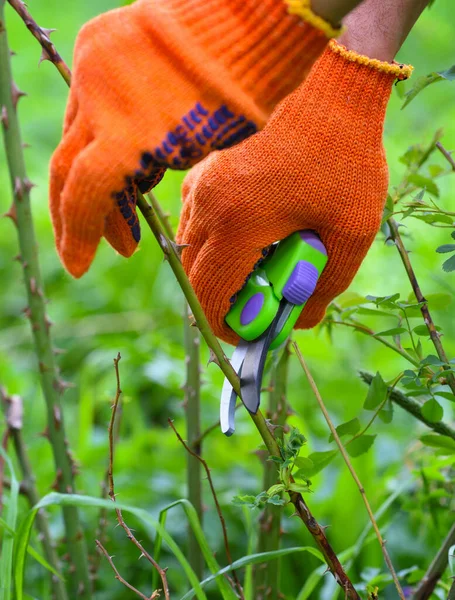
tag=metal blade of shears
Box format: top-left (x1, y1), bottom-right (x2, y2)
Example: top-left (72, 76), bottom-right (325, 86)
top-left (219, 341), bottom-right (248, 436)
top-left (240, 299), bottom-right (295, 415)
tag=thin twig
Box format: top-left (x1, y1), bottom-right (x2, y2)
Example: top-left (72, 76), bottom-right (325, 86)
top-left (359, 372), bottom-right (455, 441)
top-left (293, 343), bottom-right (406, 600)
top-left (436, 141), bottom-right (455, 171)
top-left (137, 192), bottom-right (360, 599)
top-left (168, 419), bottom-right (243, 598)
top-left (411, 523), bottom-right (455, 600)
top-left (95, 540), bottom-right (160, 600)
top-left (7, 0), bottom-right (71, 85)
top-left (1, 390), bottom-right (68, 600)
top-left (102, 354), bottom-right (171, 600)
top-left (388, 218), bottom-right (455, 395)
top-left (0, 5), bottom-right (91, 595)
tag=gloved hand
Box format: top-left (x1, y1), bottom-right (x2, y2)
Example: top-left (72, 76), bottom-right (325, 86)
top-left (50, 0), bottom-right (340, 278)
top-left (177, 40), bottom-right (412, 345)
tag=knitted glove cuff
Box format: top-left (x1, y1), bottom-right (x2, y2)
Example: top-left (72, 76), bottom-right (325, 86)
top-left (284, 0), bottom-right (343, 38)
top-left (329, 40), bottom-right (414, 80)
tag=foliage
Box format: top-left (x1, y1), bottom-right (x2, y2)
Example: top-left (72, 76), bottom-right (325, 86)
top-left (1, 1), bottom-right (455, 599)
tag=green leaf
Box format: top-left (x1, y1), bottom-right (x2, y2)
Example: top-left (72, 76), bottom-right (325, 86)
top-left (375, 327), bottom-right (408, 337)
top-left (378, 398), bottom-right (394, 424)
top-left (412, 213), bottom-right (453, 225)
top-left (407, 174), bottom-right (439, 197)
top-left (328, 418), bottom-right (361, 442)
top-left (436, 244), bottom-right (455, 254)
top-left (449, 544), bottom-right (455, 576)
top-left (293, 457), bottom-right (314, 472)
top-left (428, 164), bottom-right (445, 177)
top-left (438, 65), bottom-right (455, 80)
top-left (305, 451), bottom-right (338, 477)
top-left (435, 391), bottom-right (455, 402)
top-left (421, 355), bottom-right (447, 367)
top-left (364, 372), bottom-right (388, 410)
top-left (232, 495), bottom-right (257, 506)
top-left (266, 484), bottom-right (285, 497)
top-left (421, 398), bottom-right (444, 422)
top-left (288, 482), bottom-right (310, 494)
top-left (442, 255), bottom-right (455, 273)
top-left (402, 72), bottom-right (444, 109)
top-left (346, 435), bottom-right (377, 458)
top-left (181, 546), bottom-right (325, 600)
top-left (0, 447), bottom-right (19, 600)
top-left (420, 434), bottom-right (455, 453)
top-left (267, 495), bottom-right (286, 506)
top-left (426, 293), bottom-right (453, 309)
top-left (413, 324), bottom-right (442, 336)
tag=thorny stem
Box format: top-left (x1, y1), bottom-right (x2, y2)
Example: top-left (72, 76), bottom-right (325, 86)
top-left (104, 354), bottom-right (170, 600)
top-left (436, 141), bottom-right (455, 171)
top-left (137, 192), bottom-right (360, 599)
top-left (411, 523), bottom-right (455, 600)
top-left (359, 371), bottom-right (455, 441)
top-left (388, 218), bottom-right (455, 395)
top-left (7, 0), bottom-right (71, 85)
top-left (0, 4), bottom-right (91, 596)
top-left (1, 391), bottom-right (68, 600)
top-left (95, 540), bottom-right (161, 600)
top-left (254, 345), bottom-right (290, 600)
top-left (168, 419), bottom-right (244, 599)
top-left (294, 343), bottom-right (406, 600)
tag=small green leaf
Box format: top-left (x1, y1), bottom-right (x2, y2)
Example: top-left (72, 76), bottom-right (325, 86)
top-left (407, 174), bottom-right (439, 197)
top-left (375, 327), bottom-right (408, 337)
top-left (267, 484), bottom-right (285, 497)
top-left (378, 398), bottom-right (394, 424)
top-left (232, 495), bottom-right (258, 507)
top-left (364, 372), bottom-right (388, 410)
top-left (293, 457), bottom-right (314, 471)
top-left (413, 324), bottom-right (442, 336)
top-left (429, 164), bottom-right (445, 177)
top-left (435, 391), bottom-right (455, 402)
top-left (421, 355), bottom-right (447, 367)
top-left (426, 293), bottom-right (453, 309)
top-left (421, 398), bottom-right (444, 422)
top-left (402, 72), bottom-right (443, 109)
top-left (267, 495), bottom-right (286, 506)
top-left (305, 450), bottom-right (338, 476)
top-left (328, 418), bottom-right (361, 442)
top-left (346, 435), bottom-right (377, 458)
top-left (438, 65), bottom-right (455, 80)
top-left (442, 255), bottom-right (455, 273)
top-left (420, 434), bottom-right (455, 453)
top-left (436, 244), bottom-right (455, 254)
top-left (288, 482), bottom-right (310, 494)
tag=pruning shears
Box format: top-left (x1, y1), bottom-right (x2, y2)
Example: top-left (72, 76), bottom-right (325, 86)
top-left (220, 230), bottom-right (328, 436)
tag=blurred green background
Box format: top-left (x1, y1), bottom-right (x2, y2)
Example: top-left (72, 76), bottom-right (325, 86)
top-left (1, 1), bottom-right (454, 598)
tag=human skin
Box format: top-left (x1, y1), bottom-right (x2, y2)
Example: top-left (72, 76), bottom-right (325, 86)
top-left (312, 0), bottom-right (366, 27)
top-left (338, 0), bottom-right (430, 61)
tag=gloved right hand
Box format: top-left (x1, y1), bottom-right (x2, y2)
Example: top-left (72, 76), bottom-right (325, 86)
top-left (177, 41), bottom-right (412, 345)
top-left (50, 0), bottom-right (339, 278)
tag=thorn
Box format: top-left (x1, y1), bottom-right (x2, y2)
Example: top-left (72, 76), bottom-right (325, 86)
top-left (39, 47), bottom-right (51, 65)
top-left (290, 511), bottom-right (300, 518)
top-left (44, 315), bottom-right (53, 332)
top-left (30, 277), bottom-right (37, 294)
top-left (14, 177), bottom-right (24, 202)
top-left (51, 468), bottom-right (63, 491)
top-left (22, 306), bottom-right (32, 320)
top-left (53, 347), bottom-right (67, 356)
top-left (53, 404), bottom-right (62, 429)
top-left (22, 142), bottom-right (31, 149)
top-left (23, 178), bottom-right (36, 193)
top-left (39, 361), bottom-right (50, 373)
top-left (40, 426), bottom-right (50, 440)
top-left (3, 202), bottom-right (17, 226)
top-left (10, 50), bottom-right (16, 57)
top-left (207, 348), bottom-right (220, 367)
top-left (11, 81), bottom-right (27, 110)
top-left (1, 105), bottom-right (8, 129)
top-left (41, 27), bottom-right (57, 38)
top-left (170, 241), bottom-right (189, 258)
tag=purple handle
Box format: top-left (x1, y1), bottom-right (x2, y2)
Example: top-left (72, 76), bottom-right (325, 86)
top-left (282, 261), bottom-right (319, 305)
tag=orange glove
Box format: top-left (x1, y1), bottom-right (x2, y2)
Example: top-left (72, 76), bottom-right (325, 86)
top-left (50, 0), bottom-right (340, 278)
top-left (177, 40), bottom-right (412, 345)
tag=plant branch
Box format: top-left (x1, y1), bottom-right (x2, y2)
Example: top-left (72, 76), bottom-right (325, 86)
top-left (388, 218), bottom-right (455, 395)
top-left (102, 354), bottom-right (170, 600)
top-left (1, 390), bottom-right (68, 600)
top-left (359, 371), bottom-right (455, 441)
top-left (293, 343), bottom-right (406, 600)
top-left (436, 141), bottom-right (455, 171)
top-left (411, 523), bottom-right (455, 600)
top-left (6, 0), bottom-right (71, 85)
top-left (137, 192), bottom-right (360, 599)
top-left (168, 419), bottom-right (243, 598)
top-left (0, 5), bottom-right (91, 595)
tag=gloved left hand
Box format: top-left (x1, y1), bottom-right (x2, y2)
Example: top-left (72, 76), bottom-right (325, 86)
top-left (50, 0), bottom-right (338, 277)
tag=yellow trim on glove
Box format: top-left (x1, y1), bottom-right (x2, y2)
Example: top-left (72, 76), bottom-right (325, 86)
top-left (329, 40), bottom-right (414, 80)
top-left (284, 0), bottom-right (343, 38)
